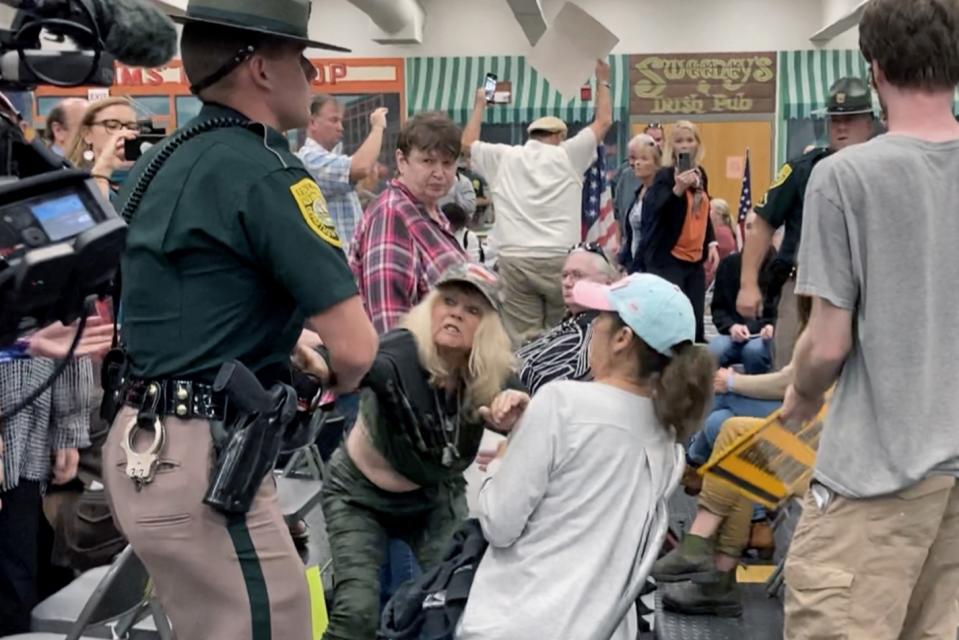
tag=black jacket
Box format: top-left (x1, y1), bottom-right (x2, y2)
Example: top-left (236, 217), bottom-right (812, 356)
top-left (639, 166), bottom-right (716, 270)
top-left (617, 182), bottom-right (651, 273)
top-left (711, 251), bottom-right (778, 335)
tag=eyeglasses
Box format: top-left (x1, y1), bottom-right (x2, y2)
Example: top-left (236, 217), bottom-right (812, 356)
top-left (569, 242), bottom-right (611, 264)
top-left (91, 119), bottom-right (144, 133)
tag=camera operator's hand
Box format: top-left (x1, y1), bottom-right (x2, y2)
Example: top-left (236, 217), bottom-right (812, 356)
top-left (52, 448), bottom-right (80, 485)
top-left (26, 317), bottom-right (114, 360)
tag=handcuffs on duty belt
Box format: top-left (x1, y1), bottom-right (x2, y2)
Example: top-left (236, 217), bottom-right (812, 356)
top-left (108, 358), bottom-right (326, 514)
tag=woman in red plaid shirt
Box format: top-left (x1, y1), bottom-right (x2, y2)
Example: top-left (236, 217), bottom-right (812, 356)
top-left (350, 112), bottom-right (469, 334)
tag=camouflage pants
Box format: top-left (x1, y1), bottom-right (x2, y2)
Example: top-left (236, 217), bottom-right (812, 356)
top-left (321, 447), bottom-right (467, 640)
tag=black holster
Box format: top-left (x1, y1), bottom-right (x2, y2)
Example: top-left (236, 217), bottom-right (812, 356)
top-left (765, 260), bottom-right (796, 304)
top-left (99, 347), bottom-right (130, 423)
top-left (203, 361), bottom-right (297, 515)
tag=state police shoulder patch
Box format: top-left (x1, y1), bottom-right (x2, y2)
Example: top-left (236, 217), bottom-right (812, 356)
top-left (290, 178), bottom-right (342, 248)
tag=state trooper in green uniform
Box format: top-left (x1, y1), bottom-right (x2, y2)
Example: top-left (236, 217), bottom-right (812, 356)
top-left (100, 2), bottom-right (378, 639)
top-left (737, 77), bottom-right (875, 369)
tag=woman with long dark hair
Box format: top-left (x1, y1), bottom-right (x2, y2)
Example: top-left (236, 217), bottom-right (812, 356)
top-left (458, 273), bottom-right (715, 640)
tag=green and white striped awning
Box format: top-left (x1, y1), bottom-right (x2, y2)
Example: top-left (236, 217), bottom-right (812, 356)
top-left (405, 55), bottom-right (630, 126)
top-left (780, 49), bottom-right (959, 119)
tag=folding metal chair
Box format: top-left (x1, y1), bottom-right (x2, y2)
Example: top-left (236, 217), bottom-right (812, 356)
top-left (12, 545), bottom-right (171, 640)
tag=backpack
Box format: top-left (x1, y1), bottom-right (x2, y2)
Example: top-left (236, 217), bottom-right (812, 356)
top-left (378, 519), bottom-right (488, 640)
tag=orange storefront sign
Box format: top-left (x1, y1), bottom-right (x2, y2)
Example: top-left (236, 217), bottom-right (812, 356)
top-left (105, 58), bottom-right (404, 94)
top-left (34, 57), bottom-right (406, 126)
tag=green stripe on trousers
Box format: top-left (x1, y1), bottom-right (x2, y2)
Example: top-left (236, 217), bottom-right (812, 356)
top-left (227, 514), bottom-right (272, 640)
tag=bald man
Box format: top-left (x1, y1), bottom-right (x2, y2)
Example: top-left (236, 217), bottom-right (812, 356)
top-left (45, 98), bottom-right (88, 156)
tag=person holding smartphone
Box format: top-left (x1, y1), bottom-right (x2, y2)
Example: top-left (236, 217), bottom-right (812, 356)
top-left (638, 121), bottom-right (720, 343)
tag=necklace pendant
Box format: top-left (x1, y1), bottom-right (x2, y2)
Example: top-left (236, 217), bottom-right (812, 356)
top-left (442, 445), bottom-right (456, 467)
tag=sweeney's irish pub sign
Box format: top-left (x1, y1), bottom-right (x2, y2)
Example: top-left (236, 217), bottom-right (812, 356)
top-left (629, 52), bottom-right (777, 115)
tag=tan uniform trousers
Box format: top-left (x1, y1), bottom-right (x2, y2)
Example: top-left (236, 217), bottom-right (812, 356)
top-left (784, 475), bottom-right (959, 640)
top-left (698, 417), bottom-right (763, 557)
top-left (103, 406), bottom-right (311, 640)
top-left (496, 254), bottom-right (568, 346)
top-left (773, 279), bottom-right (799, 371)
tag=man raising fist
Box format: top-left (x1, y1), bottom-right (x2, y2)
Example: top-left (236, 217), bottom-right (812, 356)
top-left (299, 96), bottom-right (390, 251)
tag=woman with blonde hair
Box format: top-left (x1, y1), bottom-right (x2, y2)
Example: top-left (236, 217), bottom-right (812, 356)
top-left (709, 198), bottom-right (738, 260)
top-left (639, 121), bottom-right (720, 342)
top-left (317, 263), bottom-right (524, 640)
top-left (619, 133), bottom-right (662, 273)
top-left (65, 97), bottom-right (141, 197)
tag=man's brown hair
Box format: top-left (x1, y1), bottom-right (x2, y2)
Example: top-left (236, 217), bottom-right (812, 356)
top-left (396, 111), bottom-right (461, 159)
top-left (859, 0), bottom-right (959, 91)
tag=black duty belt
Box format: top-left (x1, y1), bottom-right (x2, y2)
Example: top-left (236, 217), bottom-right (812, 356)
top-left (124, 378), bottom-right (227, 421)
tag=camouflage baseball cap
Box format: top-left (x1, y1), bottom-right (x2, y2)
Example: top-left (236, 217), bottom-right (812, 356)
top-left (826, 77), bottom-right (873, 115)
top-left (435, 263), bottom-right (503, 312)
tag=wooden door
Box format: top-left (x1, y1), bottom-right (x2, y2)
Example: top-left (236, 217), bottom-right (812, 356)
top-left (630, 120), bottom-right (773, 212)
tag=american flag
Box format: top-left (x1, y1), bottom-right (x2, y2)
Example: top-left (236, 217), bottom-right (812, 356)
top-left (582, 144), bottom-right (619, 255)
top-left (737, 148), bottom-right (752, 249)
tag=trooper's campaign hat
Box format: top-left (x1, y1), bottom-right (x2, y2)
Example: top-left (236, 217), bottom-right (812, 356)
top-left (170, 0), bottom-right (349, 52)
top-left (826, 77), bottom-right (874, 115)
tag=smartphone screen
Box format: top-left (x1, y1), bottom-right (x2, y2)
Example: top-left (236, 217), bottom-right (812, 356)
top-left (124, 134), bottom-right (165, 162)
top-left (677, 151), bottom-right (693, 173)
top-left (484, 73), bottom-right (498, 103)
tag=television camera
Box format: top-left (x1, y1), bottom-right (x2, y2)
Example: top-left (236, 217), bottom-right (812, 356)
top-left (0, 0), bottom-right (175, 419)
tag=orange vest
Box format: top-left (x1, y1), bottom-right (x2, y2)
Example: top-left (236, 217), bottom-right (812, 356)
top-left (671, 191), bottom-right (710, 263)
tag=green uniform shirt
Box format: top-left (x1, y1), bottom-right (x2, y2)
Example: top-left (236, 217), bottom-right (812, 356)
top-left (754, 147), bottom-right (831, 268)
top-left (117, 103), bottom-right (357, 382)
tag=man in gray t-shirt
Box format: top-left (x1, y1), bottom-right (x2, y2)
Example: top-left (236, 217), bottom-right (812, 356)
top-left (779, 1), bottom-right (959, 638)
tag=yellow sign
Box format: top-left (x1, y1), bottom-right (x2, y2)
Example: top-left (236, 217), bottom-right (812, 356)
top-left (290, 178), bottom-right (342, 248)
top-left (629, 52), bottom-right (777, 115)
top-left (700, 402), bottom-right (828, 510)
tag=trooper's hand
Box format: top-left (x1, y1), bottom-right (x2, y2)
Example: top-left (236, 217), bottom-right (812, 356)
top-left (291, 341), bottom-right (330, 384)
top-left (736, 283), bottom-right (763, 319)
top-left (479, 390), bottom-right (530, 433)
top-left (52, 448), bottom-right (80, 485)
top-left (595, 58), bottom-right (611, 83)
top-left (369, 107), bottom-right (388, 130)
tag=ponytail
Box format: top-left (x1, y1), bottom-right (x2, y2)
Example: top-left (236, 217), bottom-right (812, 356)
top-left (653, 342), bottom-right (716, 442)
top-left (609, 313), bottom-right (716, 441)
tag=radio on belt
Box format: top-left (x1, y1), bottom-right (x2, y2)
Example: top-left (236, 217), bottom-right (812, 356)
top-left (0, 169), bottom-right (126, 345)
